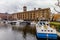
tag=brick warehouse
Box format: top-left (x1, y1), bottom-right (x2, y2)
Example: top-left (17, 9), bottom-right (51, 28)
top-left (11, 6), bottom-right (51, 21)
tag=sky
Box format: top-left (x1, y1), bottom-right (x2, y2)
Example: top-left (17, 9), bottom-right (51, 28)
top-left (0, 0), bottom-right (59, 14)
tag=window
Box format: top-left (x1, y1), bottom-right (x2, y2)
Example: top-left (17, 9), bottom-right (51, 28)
top-left (48, 30), bottom-right (50, 32)
top-left (43, 22), bottom-right (45, 25)
top-left (45, 30), bottom-right (46, 31)
top-left (47, 24), bottom-right (49, 26)
top-left (51, 30), bottom-right (53, 32)
top-left (40, 22), bottom-right (42, 25)
top-left (41, 30), bottom-right (43, 31)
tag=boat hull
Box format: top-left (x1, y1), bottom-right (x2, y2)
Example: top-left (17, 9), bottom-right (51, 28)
top-left (36, 33), bottom-right (57, 39)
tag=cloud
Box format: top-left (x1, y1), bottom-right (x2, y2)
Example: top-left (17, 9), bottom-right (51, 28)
top-left (0, 0), bottom-right (59, 14)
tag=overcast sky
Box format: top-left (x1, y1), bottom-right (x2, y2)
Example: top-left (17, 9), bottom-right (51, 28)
top-left (0, 0), bottom-right (59, 14)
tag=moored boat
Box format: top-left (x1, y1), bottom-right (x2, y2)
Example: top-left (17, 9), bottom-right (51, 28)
top-left (36, 20), bottom-right (57, 39)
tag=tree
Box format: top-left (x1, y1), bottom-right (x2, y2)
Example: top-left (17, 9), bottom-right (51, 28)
top-left (54, 0), bottom-right (60, 13)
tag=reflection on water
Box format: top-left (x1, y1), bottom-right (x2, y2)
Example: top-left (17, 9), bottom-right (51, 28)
top-left (23, 29), bottom-right (27, 40)
top-left (0, 26), bottom-right (59, 40)
top-left (0, 26), bottom-right (37, 40)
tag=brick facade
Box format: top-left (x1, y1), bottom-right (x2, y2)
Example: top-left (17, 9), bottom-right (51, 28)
top-left (11, 6), bottom-right (51, 21)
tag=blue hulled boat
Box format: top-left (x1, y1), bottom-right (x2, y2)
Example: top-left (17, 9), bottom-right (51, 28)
top-left (36, 20), bottom-right (57, 39)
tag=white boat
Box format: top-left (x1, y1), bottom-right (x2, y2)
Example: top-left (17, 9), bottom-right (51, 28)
top-left (9, 20), bottom-right (29, 27)
top-left (8, 20), bottom-right (24, 25)
top-left (36, 20), bottom-right (57, 39)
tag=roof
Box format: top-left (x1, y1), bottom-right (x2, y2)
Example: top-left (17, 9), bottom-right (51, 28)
top-left (12, 8), bottom-right (50, 14)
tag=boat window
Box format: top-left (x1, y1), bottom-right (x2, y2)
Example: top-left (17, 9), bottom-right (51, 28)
top-left (47, 24), bottom-right (49, 26)
top-left (45, 30), bottom-right (46, 31)
top-left (41, 30), bottom-right (43, 31)
top-left (43, 22), bottom-right (45, 25)
top-left (51, 30), bottom-right (53, 32)
top-left (48, 30), bottom-right (50, 32)
top-left (40, 22), bottom-right (42, 25)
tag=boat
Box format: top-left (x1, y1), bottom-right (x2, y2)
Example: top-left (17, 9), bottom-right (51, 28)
top-left (36, 20), bottom-right (57, 39)
top-left (9, 20), bottom-right (30, 27)
top-left (8, 20), bottom-right (24, 25)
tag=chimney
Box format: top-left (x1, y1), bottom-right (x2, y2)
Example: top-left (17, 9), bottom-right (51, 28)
top-left (38, 8), bottom-right (41, 10)
top-left (23, 6), bottom-right (27, 11)
top-left (34, 8), bottom-right (36, 10)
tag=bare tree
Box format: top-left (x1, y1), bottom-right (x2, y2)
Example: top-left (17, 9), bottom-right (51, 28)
top-left (54, 0), bottom-right (60, 13)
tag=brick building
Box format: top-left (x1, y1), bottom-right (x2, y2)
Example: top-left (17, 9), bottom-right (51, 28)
top-left (0, 13), bottom-right (8, 20)
top-left (0, 13), bottom-right (12, 21)
top-left (11, 6), bottom-right (51, 21)
top-left (53, 14), bottom-right (60, 21)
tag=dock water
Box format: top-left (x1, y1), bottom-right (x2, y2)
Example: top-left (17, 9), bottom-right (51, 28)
top-left (11, 24), bottom-right (60, 40)
top-left (1, 21), bottom-right (59, 40)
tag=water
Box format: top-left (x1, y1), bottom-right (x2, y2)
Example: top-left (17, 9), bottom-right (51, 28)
top-left (0, 25), bottom-right (59, 40)
top-left (0, 26), bottom-right (37, 40)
